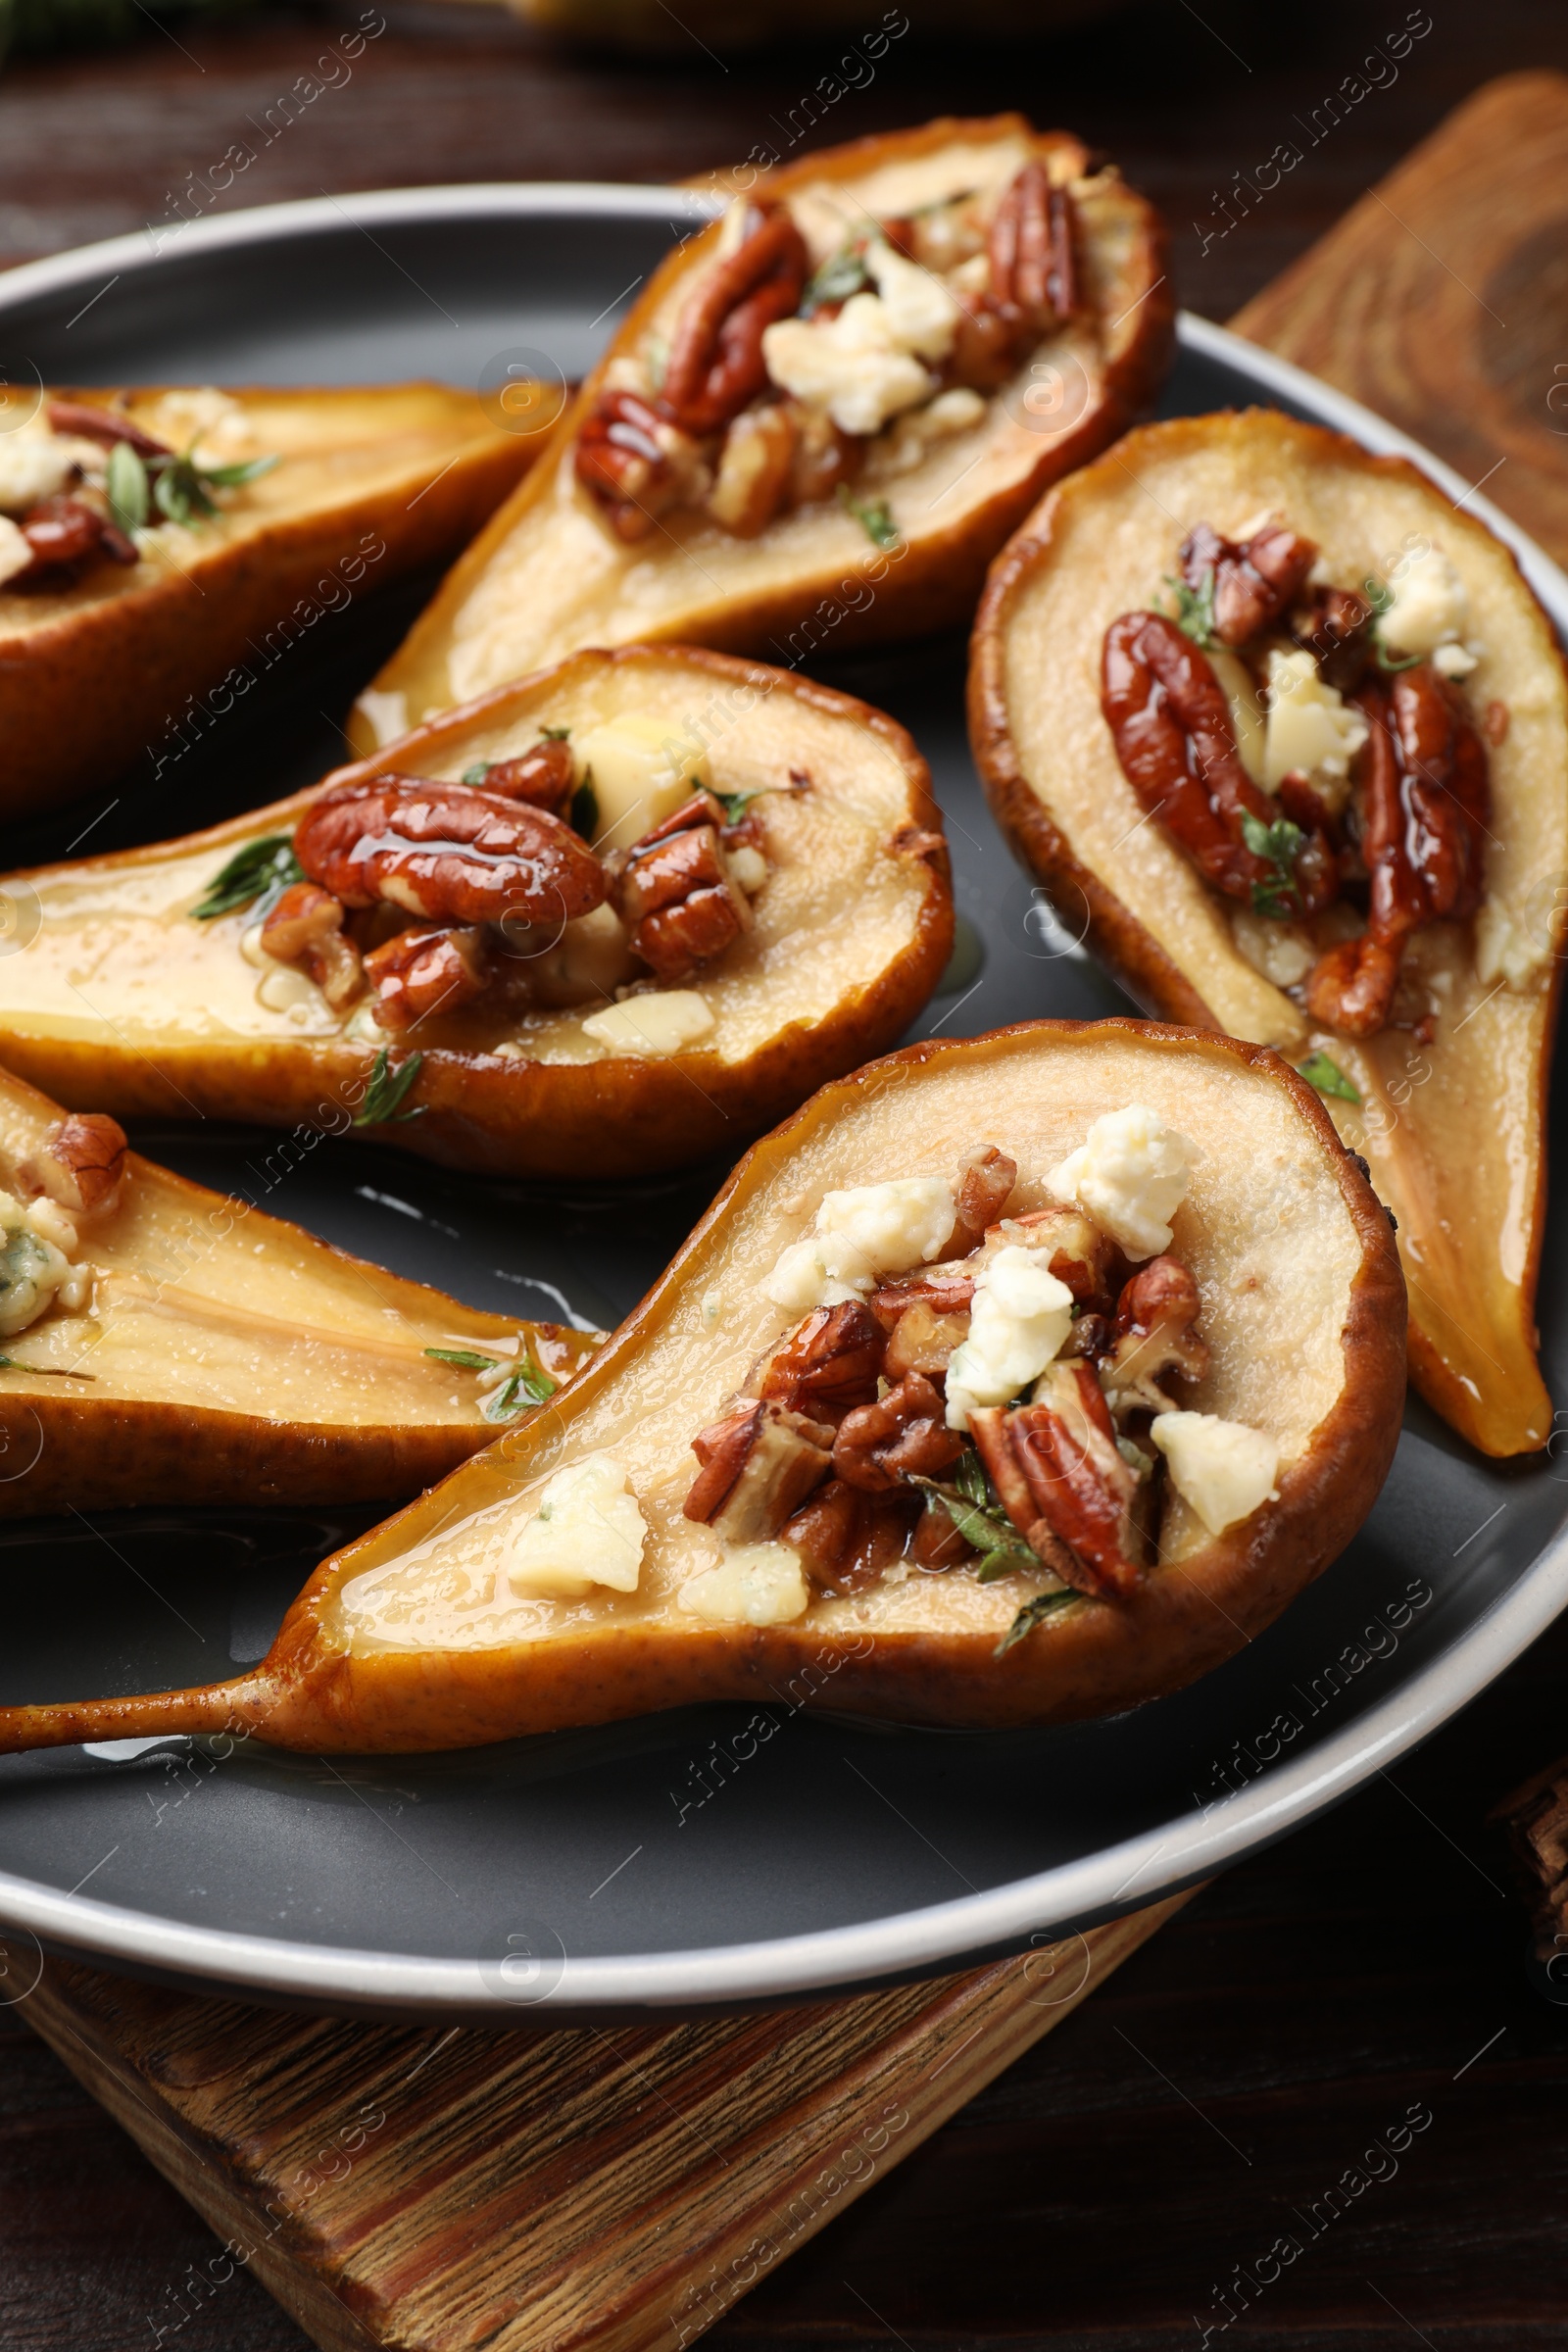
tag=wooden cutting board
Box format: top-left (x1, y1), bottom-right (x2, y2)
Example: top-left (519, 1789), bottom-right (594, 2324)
top-left (20, 64), bottom-right (1568, 2352)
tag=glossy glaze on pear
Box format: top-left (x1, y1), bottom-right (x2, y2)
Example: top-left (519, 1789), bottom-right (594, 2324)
top-left (0, 1021), bottom-right (1405, 1753)
top-left (0, 1062), bottom-right (595, 1516)
top-left (0, 646), bottom-right (953, 1180)
top-left (347, 115), bottom-right (1172, 752)
top-left (970, 410), bottom-right (1568, 1457)
top-left (2, 383), bottom-right (539, 819)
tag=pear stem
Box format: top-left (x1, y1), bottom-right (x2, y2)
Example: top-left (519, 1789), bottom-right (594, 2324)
top-left (0, 1676), bottom-right (269, 1755)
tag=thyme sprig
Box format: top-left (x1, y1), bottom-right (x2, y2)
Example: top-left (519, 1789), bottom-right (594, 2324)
top-left (1240, 810), bottom-right (1305, 921)
top-left (838, 485), bottom-right (901, 551)
top-left (354, 1049), bottom-right (424, 1127)
top-left (801, 243), bottom-right (871, 318)
top-left (482, 1362), bottom-right (557, 1422)
top-left (106, 439), bottom-right (277, 538)
top-left (995, 1588), bottom-right (1080, 1656)
top-left (1297, 1052), bottom-right (1360, 1104)
top-left (1164, 567), bottom-right (1219, 650)
top-left (192, 834), bottom-right (304, 921)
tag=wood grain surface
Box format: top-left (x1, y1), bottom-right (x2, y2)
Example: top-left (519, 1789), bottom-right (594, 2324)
top-left (19, 1904), bottom-right (1186, 2352)
top-left (1231, 69), bottom-right (1568, 570)
top-left (6, 8), bottom-right (1568, 2349)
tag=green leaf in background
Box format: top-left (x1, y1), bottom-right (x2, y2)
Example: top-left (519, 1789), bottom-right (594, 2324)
top-left (191, 833), bottom-right (303, 921)
top-left (1297, 1052), bottom-right (1361, 1104)
top-left (355, 1049), bottom-right (425, 1128)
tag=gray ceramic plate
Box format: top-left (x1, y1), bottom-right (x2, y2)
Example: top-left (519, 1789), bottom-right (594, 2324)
top-left (0, 188), bottom-right (1562, 2022)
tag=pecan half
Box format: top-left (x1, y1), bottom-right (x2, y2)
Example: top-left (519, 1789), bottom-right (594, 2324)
top-left (883, 1296), bottom-right (971, 1384)
top-left (470, 739), bottom-right (576, 818)
top-left (295, 780), bottom-right (604, 930)
top-left (31, 1113), bottom-right (127, 1217)
top-left (662, 206), bottom-right (809, 438)
top-left (574, 388), bottom-right (705, 543)
top-left (781, 1477), bottom-right (918, 1596)
top-left (1102, 612), bottom-right (1334, 914)
top-left (1304, 667), bottom-right (1490, 1037)
top-left (1181, 520), bottom-right (1319, 648)
top-left (11, 494), bottom-right (137, 588)
top-left (46, 400), bottom-right (172, 458)
top-left (709, 403), bottom-right (797, 537)
top-left (1291, 584), bottom-right (1374, 695)
top-left (1101, 1255), bottom-right (1208, 1415)
top-left (261, 883), bottom-right (365, 1009)
top-left (757, 1300), bottom-right (885, 1422)
top-left (941, 1146), bottom-right (1018, 1256)
top-left (832, 1371), bottom-right (963, 1494)
top-left (607, 809), bottom-right (752, 984)
top-left (364, 924), bottom-right (490, 1031)
top-left (970, 1361), bottom-right (1142, 1597)
top-left (988, 161), bottom-right (1078, 333)
top-left (684, 1397), bottom-right (834, 1542)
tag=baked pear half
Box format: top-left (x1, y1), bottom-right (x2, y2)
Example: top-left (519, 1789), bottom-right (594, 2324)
top-left (0, 382), bottom-right (542, 820)
top-left (346, 114), bottom-right (1172, 751)
top-left (971, 409), bottom-right (1568, 1458)
top-left (0, 1061), bottom-right (595, 1518)
top-left (0, 645), bottom-right (952, 1179)
top-left (0, 1021), bottom-right (1405, 1754)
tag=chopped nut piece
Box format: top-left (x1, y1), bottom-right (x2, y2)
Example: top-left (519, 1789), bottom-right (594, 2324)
top-left (261, 883), bottom-right (364, 1009)
top-left (708, 404), bottom-right (798, 536)
top-left (573, 388), bottom-right (700, 543)
top-left (470, 739), bottom-right (576, 817)
top-left (832, 1371), bottom-right (963, 1493)
top-left (607, 815), bottom-right (752, 983)
top-left (943, 1146), bottom-right (1018, 1254)
top-left (365, 925), bottom-right (490, 1031)
top-left (1180, 519), bottom-right (1318, 647)
top-left (683, 1396), bottom-right (834, 1542)
top-left (32, 1113), bottom-right (127, 1218)
top-left (1100, 1254), bottom-right (1208, 1414)
top-left (781, 1476), bottom-right (917, 1596)
top-left (882, 1296), bottom-right (971, 1383)
top-left (757, 1299), bottom-right (885, 1422)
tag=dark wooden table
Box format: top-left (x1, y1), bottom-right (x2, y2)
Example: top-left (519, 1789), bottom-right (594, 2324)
top-left (6, 3), bottom-right (1568, 2344)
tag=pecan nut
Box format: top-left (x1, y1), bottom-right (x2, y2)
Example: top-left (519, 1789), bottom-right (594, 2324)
top-left (988, 161), bottom-right (1078, 333)
top-left (30, 1113), bottom-right (127, 1217)
top-left (831, 1371), bottom-right (964, 1494)
top-left (46, 400), bottom-right (172, 457)
top-left (1304, 666), bottom-right (1490, 1037)
top-left (11, 494), bottom-right (137, 588)
top-left (708, 402), bottom-right (798, 537)
top-left (364, 924), bottom-right (490, 1031)
top-left (662, 207), bottom-right (809, 438)
top-left (756, 1300), bottom-right (885, 1422)
top-left (294, 779), bottom-right (605, 929)
top-left (882, 1295), bottom-right (971, 1384)
top-left (1102, 612), bottom-right (1333, 913)
top-left (684, 1396), bottom-right (835, 1542)
top-left (944, 1146), bottom-right (1018, 1254)
top-left (1100, 1254), bottom-right (1208, 1414)
top-left (469, 739), bottom-right (577, 818)
top-left (606, 808), bottom-right (752, 983)
top-left (781, 1477), bottom-right (918, 1596)
top-left (261, 883), bottom-right (365, 1009)
top-left (1180, 520), bottom-right (1318, 648)
top-left (970, 1361), bottom-right (1142, 1598)
top-left (573, 388), bottom-right (700, 544)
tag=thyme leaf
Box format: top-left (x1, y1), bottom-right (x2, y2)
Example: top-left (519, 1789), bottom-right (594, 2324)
top-left (354, 1049), bottom-right (425, 1127)
top-left (192, 834), bottom-right (304, 920)
top-left (1363, 574), bottom-right (1424, 671)
top-left (1241, 810), bottom-right (1305, 921)
top-left (995, 1587), bottom-right (1080, 1656)
top-left (570, 781), bottom-right (599, 840)
top-left (106, 440), bottom-right (148, 535)
top-left (0, 1357), bottom-right (95, 1380)
top-left (152, 447), bottom-right (278, 529)
top-left (424, 1348), bottom-right (503, 1371)
top-left (1164, 567), bottom-right (1218, 650)
top-left (909, 1471), bottom-right (1038, 1580)
top-left (482, 1362), bottom-right (557, 1422)
top-left (837, 485), bottom-right (901, 551)
top-left (539, 724), bottom-right (571, 741)
top-left (462, 762), bottom-right (492, 786)
top-left (1297, 1051), bottom-right (1361, 1104)
top-left (801, 243), bottom-right (870, 317)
